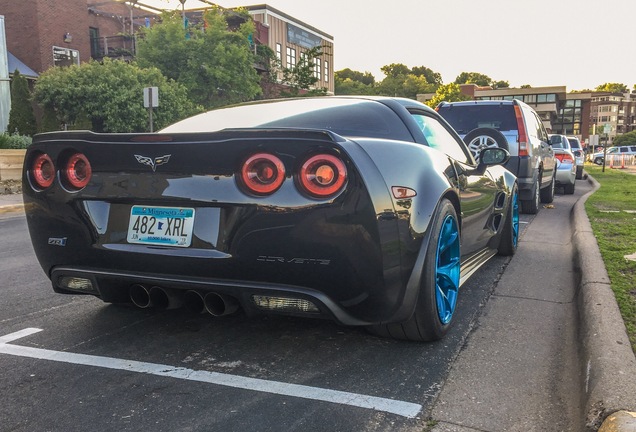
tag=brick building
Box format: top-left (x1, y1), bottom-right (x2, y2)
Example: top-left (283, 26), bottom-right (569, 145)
top-left (0, 1), bottom-right (334, 93)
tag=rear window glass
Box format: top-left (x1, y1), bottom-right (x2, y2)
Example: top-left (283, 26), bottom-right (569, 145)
top-left (567, 138), bottom-right (581, 149)
top-left (163, 99), bottom-right (414, 141)
top-left (437, 105), bottom-right (517, 135)
top-left (550, 136), bottom-right (566, 148)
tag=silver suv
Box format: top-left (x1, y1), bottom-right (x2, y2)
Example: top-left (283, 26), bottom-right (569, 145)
top-left (437, 100), bottom-right (556, 214)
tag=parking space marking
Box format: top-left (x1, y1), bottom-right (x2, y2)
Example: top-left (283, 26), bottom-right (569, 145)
top-left (0, 328), bottom-right (422, 418)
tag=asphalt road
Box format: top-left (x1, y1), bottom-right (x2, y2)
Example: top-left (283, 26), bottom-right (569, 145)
top-left (1, 203), bottom-right (539, 432)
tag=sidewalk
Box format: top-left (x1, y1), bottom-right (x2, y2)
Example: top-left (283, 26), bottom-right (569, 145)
top-left (0, 189), bottom-right (24, 214)
top-left (430, 177), bottom-right (636, 431)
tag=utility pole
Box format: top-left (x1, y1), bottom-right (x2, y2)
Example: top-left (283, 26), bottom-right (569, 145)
top-left (179, 0), bottom-right (187, 29)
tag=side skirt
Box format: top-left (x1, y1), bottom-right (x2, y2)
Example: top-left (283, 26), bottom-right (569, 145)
top-left (459, 248), bottom-right (498, 287)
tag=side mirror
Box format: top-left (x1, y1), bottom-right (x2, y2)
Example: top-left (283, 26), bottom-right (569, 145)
top-left (466, 148), bottom-right (510, 176)
top-left (479, 147), bottom-right (510, 166)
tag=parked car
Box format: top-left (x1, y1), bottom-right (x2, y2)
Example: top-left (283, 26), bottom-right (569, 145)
top-left (436, 99), bottom-right (556, 215)
top-left (549, 134), bottom-right (576, 194)
top-left (592, 145), bottom-right (636, 165)
top-left (566, 136), bottom-right (584, 179)
top-left (22, 96), bottom-right (519, 342)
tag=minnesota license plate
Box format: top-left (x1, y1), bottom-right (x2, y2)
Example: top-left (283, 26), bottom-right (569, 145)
top-left (127, 206), bottom-right (195, 247)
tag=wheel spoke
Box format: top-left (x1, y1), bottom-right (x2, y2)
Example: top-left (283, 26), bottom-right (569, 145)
top-left (435, 215), bottom-right (460, 325)
top-left (512, 191), bottom-right (519, 247)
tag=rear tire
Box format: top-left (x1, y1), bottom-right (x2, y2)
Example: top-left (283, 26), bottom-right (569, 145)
top-left (563, 181), bottom-right (575, 194)
top-left (498, 184), bottom-right (519, 256)
top-left (368, 199), bottom-right (460, 342)
top-left (521, 176), bottom-right (540, 214)
top-left (575, 166), bottom-right (583, 180)
top-left (540, 172), bottom-right (555, 204)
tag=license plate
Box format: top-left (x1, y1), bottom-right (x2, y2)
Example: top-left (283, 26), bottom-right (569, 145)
top-left (127, 206), bottom-right (195, 247)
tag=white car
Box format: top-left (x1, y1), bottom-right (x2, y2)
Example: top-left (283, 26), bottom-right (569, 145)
top-left (566, 136), bottom-right (584, 179)
top-left (549, 134), bottom-right (576, 194)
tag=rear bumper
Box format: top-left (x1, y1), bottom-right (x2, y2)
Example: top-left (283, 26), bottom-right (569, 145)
top-left (555, 165), bottom-right (576, 185)
top-left (51, 266), bottom-right (376, 326)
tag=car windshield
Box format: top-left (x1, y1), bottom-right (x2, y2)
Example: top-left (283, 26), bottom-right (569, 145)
top-left (436, 104), bottom-right (517, 134)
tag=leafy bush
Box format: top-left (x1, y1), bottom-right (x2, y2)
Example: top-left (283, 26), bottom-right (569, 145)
top-left (0, 132), bottom-right (32, 149)
top-left (34, 58), bottom-right (200, 133)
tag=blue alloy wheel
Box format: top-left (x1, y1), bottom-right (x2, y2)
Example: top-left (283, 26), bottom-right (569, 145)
top-left (511, 189), bottom-right (519, 248)
top-left (435, 214), bottom-right (461, 325)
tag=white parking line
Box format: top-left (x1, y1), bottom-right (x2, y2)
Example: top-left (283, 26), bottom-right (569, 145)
top-left (0, 328), bottom-right (422, 418)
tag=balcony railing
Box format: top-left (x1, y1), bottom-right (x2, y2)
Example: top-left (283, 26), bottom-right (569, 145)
top-left (90, 35), bottom-right (137, 61)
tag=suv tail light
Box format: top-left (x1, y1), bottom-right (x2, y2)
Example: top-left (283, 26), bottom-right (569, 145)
top-left (240, 153), bottom-right (286, 195)
top-left (31, 153), bottom-right (55, 189)
top-left (514, 105), bottom-right (529, 157)
top-left (298, 154), bottom-right (347, 198)
top-left (63, 153), bottom-right (92, 190)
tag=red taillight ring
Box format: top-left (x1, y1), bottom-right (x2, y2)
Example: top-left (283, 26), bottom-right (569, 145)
top-left (31, 153), bottom-right (55, 189)
top-left (299, 154), bottom-right (347, 198)
top-left (65, 153), bottom-right (92, 190)
top-left (240, 153), bottom-right (286, 195)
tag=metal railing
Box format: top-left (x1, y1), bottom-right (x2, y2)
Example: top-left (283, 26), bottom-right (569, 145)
top-left (90, 35), bottom-right (137, 60)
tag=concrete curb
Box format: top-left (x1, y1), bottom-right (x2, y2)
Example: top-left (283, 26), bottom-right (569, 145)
top-left (573, 175), bottom-right (636, 431)
top-left (0, 203), bottom-right (24, 214)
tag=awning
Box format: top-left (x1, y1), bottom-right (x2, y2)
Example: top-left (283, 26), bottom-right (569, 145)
top-left (7, 52), bottom-right (38, 79)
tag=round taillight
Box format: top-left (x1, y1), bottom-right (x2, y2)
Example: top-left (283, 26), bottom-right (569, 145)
top-left (240, 153), bottom-right (285, 195)
top-left (299, 154), bottom-right (347, 198)
top-left (64, 153), bottom-right (92, 190)
top-left (31, 153), bottom-right (55, 189)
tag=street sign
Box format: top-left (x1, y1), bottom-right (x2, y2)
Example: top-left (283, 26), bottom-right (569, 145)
top-left (143, 87), bottom-right (159, 108)
top-left (603, 123), bottom-right (612, 134)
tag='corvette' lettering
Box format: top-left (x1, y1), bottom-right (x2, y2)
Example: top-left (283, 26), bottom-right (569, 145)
top-left (257, 256), bottom-right (330, 265)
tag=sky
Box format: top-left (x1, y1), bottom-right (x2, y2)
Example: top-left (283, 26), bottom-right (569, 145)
top-left (140, 0), bottom-right (636, 91)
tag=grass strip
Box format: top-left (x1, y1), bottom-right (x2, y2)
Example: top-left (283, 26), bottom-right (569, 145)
top-left (584, 165), bottom-right (636, 352)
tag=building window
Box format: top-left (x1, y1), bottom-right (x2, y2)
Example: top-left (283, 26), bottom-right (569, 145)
top-left (276, 43), bottom-right (282, 61)
top-left (89, 27), bottom-right (100, 58)
top-left (286, 47), bottom-right (296, 68)
top-left (53, 46), bottom-right (80, 67)
top-left (314, 58), bottom-right (321, 80)
top-left (524, 95), bottom-right (537, 103)
top-left (324, 60), bottom-right (329, 82)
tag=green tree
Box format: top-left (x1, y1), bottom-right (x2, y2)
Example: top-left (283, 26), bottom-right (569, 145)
top-left (493, 80), bottom-right (510, 89)
top-left (380, 63), bottom-right (411, 78)
top-left (595, 83), bottom-right (628, 93)
top-left (335, 68), bottom-right (375, 86)
top-left (613, 130), bottom-right (636, 146)
top-left (335, 77), bottom-right (375, 95)
top-left (137, 9), bottom-right (262, 108)
top-left (454, 72), bottom-right (493, 87)
top-left (334, 68), bottom-right (375, 95)
top-left (425, 83), bottom-right (471, 108)
top-left (411, 66), bottom-right (442, 85)
top-left (34, 58), bottom-right (199, 133)
top-left (7, 70), bottom-right (37, 136)
top-left (376, 63), bottom-right (440, 99)
top-left (278, 46), bottom-right (327, 97)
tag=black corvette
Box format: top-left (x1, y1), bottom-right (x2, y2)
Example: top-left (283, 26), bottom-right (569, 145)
top-left (23, 96), bottom-right (519, 341)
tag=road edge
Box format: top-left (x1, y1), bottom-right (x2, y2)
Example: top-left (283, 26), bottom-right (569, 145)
top-left (573, 175), bottom-right (636, 431)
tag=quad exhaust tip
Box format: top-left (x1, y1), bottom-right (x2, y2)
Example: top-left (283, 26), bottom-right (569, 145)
top-left (128, 285), bottom-right (240, 317)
